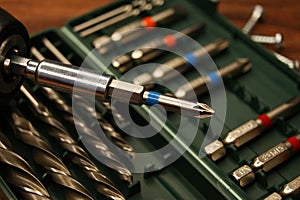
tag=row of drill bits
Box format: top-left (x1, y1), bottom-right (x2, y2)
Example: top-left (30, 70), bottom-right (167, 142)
top-left (0, 132), bottom-right (50, 199)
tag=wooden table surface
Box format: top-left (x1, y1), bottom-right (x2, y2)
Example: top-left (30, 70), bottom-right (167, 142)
top-left (1, 0), bottom-right (299, 61)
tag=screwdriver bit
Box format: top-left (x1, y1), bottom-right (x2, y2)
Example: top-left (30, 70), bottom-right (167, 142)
top-left (6, 53), bottom-right (214, 119)
top-left (18, 87), bottom-right (130, 197)
top-left (205, 96), bottom-right (300, 161)
top-left (0, 133), bottom-right (51, 200)
top-left (175, 58), bottom-right (252, 99)
top-left (111, 23), bottom-right (206, 73)
top-left (133, 38), bottom-right (229, 87)
top-left (152, 38), bottom-right (229, 81)
top-left (79, 0), bottom-right (165, 37)
top-left (231, 133), bottom-right (300, 187)
top-left (10, 112), bottom-right (95, 200)
top-left (111, 6), bottom-right (187, 40)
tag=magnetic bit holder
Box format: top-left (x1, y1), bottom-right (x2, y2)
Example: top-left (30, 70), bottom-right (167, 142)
top-left (0, 8), bottom-right (214, 118)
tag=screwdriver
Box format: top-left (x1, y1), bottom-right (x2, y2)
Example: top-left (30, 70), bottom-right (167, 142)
top-left (4, 55), bottom-right (214, 119)
top-left (111, 23), bottom-right (206, 73)
top-left (231, 133), bottom-right (300, 187)
top-left (133, 38), bottom-right (229, 86)
top-left (175, 58), bottom-right (252, 99)
top-left (204, 96), bottom-right (300, 161)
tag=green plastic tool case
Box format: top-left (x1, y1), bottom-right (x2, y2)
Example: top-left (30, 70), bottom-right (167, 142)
top-left (1, 0), bottom-right (300, 199)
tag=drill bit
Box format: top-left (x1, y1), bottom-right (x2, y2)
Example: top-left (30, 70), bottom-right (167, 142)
top-left (0, 133), bottom-right (51, 200)
top-left (6, 54), bottom-right (214, 118)
top-left (204, 96), bottom-right (300, 161)
top-left (9, 112), bottom-right (94, 199)
top-left (19, 86), bottom-right (133, 185)
top-left (74, 99), bottom-right (135, 154)
top-left (231, 133), bottom-right (300, 187)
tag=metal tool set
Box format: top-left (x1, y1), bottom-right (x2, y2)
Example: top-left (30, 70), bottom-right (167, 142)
top-left (0, 0), bottom-right (299, 199)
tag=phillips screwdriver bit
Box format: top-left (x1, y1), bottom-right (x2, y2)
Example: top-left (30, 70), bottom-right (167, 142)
top-left (152, 38), bottom-right (229, 81)
top-left (0, 133), bottom-right (51, 200)
top-left (175, 58), bottom-right (252, 99)
top-left (111, 23), bottom-right (206, 73)
top-left (5, 54), bottom-right (214, 119)
top-left (133, 38), bottom-right (229, 87)
top-left (204, 96), bottom-right (300, 161)
top-left (231, 133), bottom-right (300, 187)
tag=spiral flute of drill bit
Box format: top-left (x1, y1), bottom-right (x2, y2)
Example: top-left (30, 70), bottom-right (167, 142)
top-left (19, 87), bottom-right (131, 198)
top-left (0, 132), bottom-right (51, 200)
top-left (10, 112), bottom-right (95, 199)
top-left (74, 98), bottom-right (135, 155)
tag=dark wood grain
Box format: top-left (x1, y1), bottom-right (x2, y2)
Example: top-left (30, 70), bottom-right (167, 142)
top-left (1, 0), bottom-right (299, 61)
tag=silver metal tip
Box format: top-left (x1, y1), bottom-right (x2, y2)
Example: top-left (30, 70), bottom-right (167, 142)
top-left (194, 102), bottom-right (215, 119)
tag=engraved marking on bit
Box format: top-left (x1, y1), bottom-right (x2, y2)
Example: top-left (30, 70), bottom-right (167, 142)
top-left (264, 192), bottom-right (282, 200)
top-left (232, 165), bottom-right (255, 187)
top-left (204, 140), bottom-right (225, 161)
top-left (252, 143), bottom-right (290, 172)
top-left (223, 120), bottom-right (260, 146)
top-left (281, 176), bottom-right (300, 196)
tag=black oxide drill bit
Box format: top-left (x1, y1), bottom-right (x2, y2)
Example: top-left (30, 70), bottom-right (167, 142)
top-left (9, 112), bottom-right (94, 200)
top-left (0, 132), bottom-right (51, 200)
top-left (19, 86), bottom-right (131, 196)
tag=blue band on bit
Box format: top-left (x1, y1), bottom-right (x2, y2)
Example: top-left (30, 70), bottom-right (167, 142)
top-left (146, 91), bottom-right (161, 105)
top-left (183, 52), bottom-right (198, 67)
top-left (207, 72), bottom-right (221, 87)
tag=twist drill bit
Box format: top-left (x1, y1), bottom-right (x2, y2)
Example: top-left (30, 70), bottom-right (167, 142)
top-left (231, 133), bottom-right (300, 187)
top-left (74, 99), bottom-right (135, 155)
top-left (18, 87), bottom-right (130, 198)
top-left (205, 96), bottom-right (300, 161)
top-left (31, 45), bottom-right (132, 151)
top-left (0, 132), bottom-right (51, 200)
top-left (9, 113), bottom-right (94, 200)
